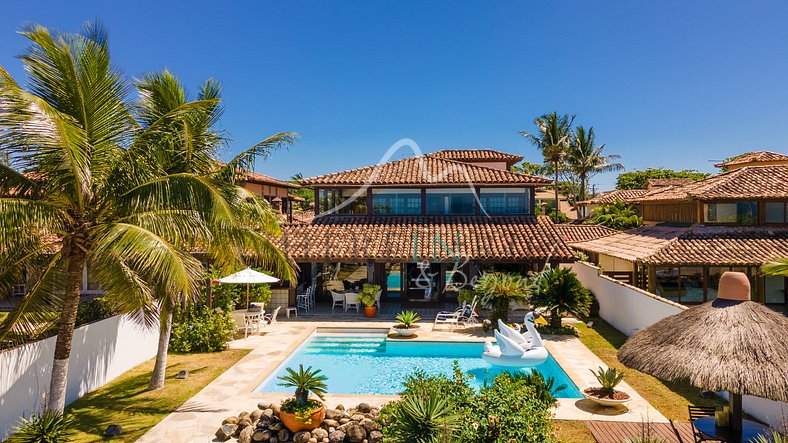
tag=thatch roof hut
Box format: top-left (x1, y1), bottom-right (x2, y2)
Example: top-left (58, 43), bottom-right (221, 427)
top-left (618, 272), bottom-right (788, 429)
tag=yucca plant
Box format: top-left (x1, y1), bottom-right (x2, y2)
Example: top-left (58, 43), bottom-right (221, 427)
top-left (277, 365), bottom-right (328, 409)
top-left (754, 431), bottom-right (786, 443)
top-left (395, 311), bottom-right (421, 329)
top-left (385, 395), bottom-right (458, 443)
top-left (591, 366), bottom-right (625, 396)
top-left (7, 410), bottom-right (75, 443)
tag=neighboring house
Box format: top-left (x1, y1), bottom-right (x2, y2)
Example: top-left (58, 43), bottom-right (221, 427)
top-left (571, 151), bottom-right (788, 312)
top-left (576, 179), bottom-right (695, 219)
top-left (275, 149), bottom-right (575, 303)
top-left (238, 170), bottom-right (301, 221)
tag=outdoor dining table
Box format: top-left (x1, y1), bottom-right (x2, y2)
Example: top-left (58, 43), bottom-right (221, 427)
top-left (693, 416), bottom-right (772, 443)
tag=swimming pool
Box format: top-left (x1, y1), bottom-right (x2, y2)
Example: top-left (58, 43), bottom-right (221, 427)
top-left (255, 333), bottom-right (583, 398)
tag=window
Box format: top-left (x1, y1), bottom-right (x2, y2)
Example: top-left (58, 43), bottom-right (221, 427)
top-left (679, 267), bottom-right (704, 303)
top-left (654, 267), bottom-right (681, 301)
top-left (426, 189), bottom-right (476, 214)
top-left (765, 276), bottom-right (786, 304)
top-left (765, 202), bottom-right (788, 224)
top-left (479, 188), bottom-right (530, 214)
top-left (704, 202), bottom-right (758, 225)
top-left (318, 188), bottom-right (367, 214)
top-left (372, 189), bottom-right (421, 215)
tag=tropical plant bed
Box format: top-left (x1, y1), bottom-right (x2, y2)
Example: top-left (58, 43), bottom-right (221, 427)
top-left (583, 387), bottom-right (630, 400)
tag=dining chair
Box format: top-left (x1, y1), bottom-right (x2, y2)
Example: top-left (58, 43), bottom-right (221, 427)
top-left (330, 291), bottom-right (345, 312)
top-left (344, 292), bottom-right (360, 313)
top-left (688, 405), bottom-right (721, 442)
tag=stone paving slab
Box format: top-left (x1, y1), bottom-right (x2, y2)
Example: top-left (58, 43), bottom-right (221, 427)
top-left (138, 319), bottom-right (665, 442)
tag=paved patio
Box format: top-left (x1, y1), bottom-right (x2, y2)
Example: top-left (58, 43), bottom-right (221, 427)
top-left (138, 317), bottom-right (666, 443)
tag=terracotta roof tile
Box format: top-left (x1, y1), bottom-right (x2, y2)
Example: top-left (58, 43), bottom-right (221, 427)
top-left (571, 224), bottom-right (690, 262)
top-left (299, 156), bottom-right (550, 187)
top-left (714, 151), bottom-right (788, 168)
top-left (578, 189), bottom-right (648, 205)
top-left (554, 224), bottom-right (619, 244)
top-left (642, 226), bottom-right (788, 266)
top-left (634, 165), bottom-right (788, 202)
top-left (276, 215), bottom-right (573, 262)
top-left (428, 149), bottom-right (524, 164)
top-left (645, 178), bottom-right (696, 188)
top-left (243, 170), bottom-right (299, 188)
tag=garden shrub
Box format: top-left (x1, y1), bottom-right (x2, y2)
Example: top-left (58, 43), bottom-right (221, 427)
top-left (7, 410), bottom-right (75, 443)
top-left (380, 363), bottom-right (556, 443)
top-left (75, 297), bottom-right (117, 326)
top-left (169, 304), bottom-right (235, 353)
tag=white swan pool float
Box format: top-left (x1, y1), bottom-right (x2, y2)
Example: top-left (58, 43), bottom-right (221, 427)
top-left (482, 313), bottom-right (548, 367)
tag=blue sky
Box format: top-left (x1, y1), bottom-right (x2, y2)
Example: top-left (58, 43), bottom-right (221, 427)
top-left (3, 1), bottom-right (788, 190)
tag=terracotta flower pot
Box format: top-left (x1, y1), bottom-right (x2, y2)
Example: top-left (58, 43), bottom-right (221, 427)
top-left (278, 404), bottom-right (325, 432)
top-left (364, 306), bottom-right (377, 318)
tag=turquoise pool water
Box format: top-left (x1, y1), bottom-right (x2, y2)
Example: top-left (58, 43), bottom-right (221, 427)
top-left (255, 334), bottom-right (583, 398)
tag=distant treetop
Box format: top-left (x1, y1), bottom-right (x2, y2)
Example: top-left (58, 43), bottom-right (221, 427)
top-left (616, 168), bottom-right (709, 190)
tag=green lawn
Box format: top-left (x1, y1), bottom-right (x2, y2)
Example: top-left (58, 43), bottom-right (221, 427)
top-left (554, 420), bottom-right (596, 443)
top-left (66, 349), bottom-right (249, 442)
top-left (574, 318), bottom-right (725, 421)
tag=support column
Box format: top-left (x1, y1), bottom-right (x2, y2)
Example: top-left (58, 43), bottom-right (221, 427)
top-left (729, 392), bottom-right (743, 432)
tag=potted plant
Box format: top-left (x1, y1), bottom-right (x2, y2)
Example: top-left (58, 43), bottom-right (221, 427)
top-left (276, 365), bottom-right (328, 432)
top-left (583, 366), bottom-right (630, 407)
top-left (359, 283), bottom-right (380, 318)
top-left (393, 311), bottom-right (421, 336)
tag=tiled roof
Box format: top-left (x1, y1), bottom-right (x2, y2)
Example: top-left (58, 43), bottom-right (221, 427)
top-left (634, 165), bottom-right (788, 202)
top-left (289, 209), bottom-right (315, 225)
top-left (643, 226), bottom-right (788, 266)
top-left (243, 170), bottom-right (299, 188)
top-left (571, 224), bottom-right (691, 262)
top-left (577, 189), bottom-right (648, 205)
top-left (428, 149), bottom-right (524, 164)
top-left (276, 215), bottom-right (574, 262)
top-left (714, 151), bottom-right (788, 168)
top-left (645, 178), bottom-right (696, 188)
top-left (299, 156), bottom-right (550, 186)
top-left (554, 224), bottom-right (619, 244)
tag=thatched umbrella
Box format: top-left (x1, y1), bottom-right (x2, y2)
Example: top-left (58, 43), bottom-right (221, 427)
top-left (618, 271), bottom-right (788, 432)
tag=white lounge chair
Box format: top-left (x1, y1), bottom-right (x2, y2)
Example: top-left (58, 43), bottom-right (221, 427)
top-left (344, 292), bottom-right (360, 313)
top-left (264, 306), bottom-right (281, 326)
top-left (330, 291), bottom-right (345, 311)
top-left (375, 290), bottom-right (382, 309)
top-left (433, 297), bottom-right (478, 329)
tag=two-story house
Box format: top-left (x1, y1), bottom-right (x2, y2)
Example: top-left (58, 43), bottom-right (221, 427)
top-left (571, 151), bottom-right (788, 312)
top-left (275, 149), bottom-right (575, 304)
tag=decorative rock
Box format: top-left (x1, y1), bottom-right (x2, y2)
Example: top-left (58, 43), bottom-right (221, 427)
top-left (103, 424), bottom-right (123, 436)
top-left (277, 428), bottom-right (291, 441)
top-left (368, 430), bottom-right (383, 443)
top-left (293, 430), bottom-right (311, 443)
top-left (269, 420), bottom-right (284, 431)
top-left (356, 403), bottom-right (371, 413)
top-left (222, 416), bottom-right (239, 425)
top-left (215, 424), bottom-right (237, 441)
top-left (270, 438), bottom-right (278, 443)
top-left (322, 419), bottom-right (339, 429)
top-left (238, 411), bottom-right (250, 419)
top-left (350, 414), bottom-right (366, 423)
top-left (308, 438), bottom-right (318, 443)
top-left (361, 418), bottom-right (379, 432)
top-left (328, 430), bottom-right (346, 443)
top-left (250, 409), bottom-right (263, 422)
top-left (339, 418), bottom-right (350, 425)
top-left (252, 430), bottom-right (271, 442)
top-left (262, 408), bottom-right (275, 419)
top-left (346, 423), bottom-right (366, 443)
top-left (363, 413), bottom-right (375, 420)
top-left (258, 401), bottom-right (274, 410)
top-left (238, 425), bottom-right (254, 443)
top-left (312, 428), bottom-right (328, 441)
top-left (237, 418), bottom-right (253, 430)
top-left (325, 408), bottom-right (345, 420)
top-left (335, 404), bottom-right (345, 411)
top-left (176, 370), bottom-right (189, 379)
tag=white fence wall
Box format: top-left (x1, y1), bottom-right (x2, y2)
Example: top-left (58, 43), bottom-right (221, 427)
top-left (563, 261), bottom-right (787, 430)
top-left (0, 315), bottom-right (159, 437)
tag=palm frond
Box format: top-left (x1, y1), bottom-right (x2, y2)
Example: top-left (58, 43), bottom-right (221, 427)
top-left (216, 132), bottom-right (297, 184)
top-left (762, 258), bottom-right (788, 277)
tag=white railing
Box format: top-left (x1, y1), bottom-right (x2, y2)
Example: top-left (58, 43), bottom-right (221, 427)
top-left (0, 315), bottom-right (159, 437)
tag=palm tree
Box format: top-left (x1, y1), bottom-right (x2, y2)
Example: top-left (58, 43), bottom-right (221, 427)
top-left (529, 266), bottom-right (592, 328)
top-left (0, 22), bottom-right (236, 411)
top-left (566, 126), bottom-right (623, 201)
top-left (132, 71), bottom-right (297, 390)
top-left (762, 259), bottom-right (788, 277)
top-left (473, 272), bottom-right (529, 326)
top-left (520, 113), bottom-right (575, 223)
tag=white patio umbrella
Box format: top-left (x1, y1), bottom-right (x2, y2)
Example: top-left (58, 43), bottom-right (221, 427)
top-left (218, 267), bottom-right (279, 308)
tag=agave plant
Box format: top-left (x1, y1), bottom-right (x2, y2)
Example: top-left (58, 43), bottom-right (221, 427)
top-left (7, 410), bottom-right (75, 443)
top-left (386, 395), bottom-right (458, 443)
top-left (277, 365), bottom-right (328, 408)
top-left (754, 431), bottom-right (786, 443)
top-left (591, 366), bottom-right (625, 396)
top-left (396, 311), bottom-right (421, 329)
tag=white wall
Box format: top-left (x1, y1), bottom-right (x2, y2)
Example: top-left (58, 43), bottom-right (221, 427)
top-left (0, 315), bottom-right (159, 437)
top-left (563, 261), bottom-right (787, 430)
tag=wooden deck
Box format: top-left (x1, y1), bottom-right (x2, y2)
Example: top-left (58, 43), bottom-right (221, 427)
top-left (586, 420), bottom-right (695, 443)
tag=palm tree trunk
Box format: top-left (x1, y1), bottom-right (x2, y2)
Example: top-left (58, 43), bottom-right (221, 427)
top-left (47, 247), bottom-right (86, 412)
top-left (554, 164), bottom-right (560, 223)
top-left (580, 173), bottom-right (587, 202)
top-left (550, 308), bottom-right (562, 328)
top-left (148, 302), bottom-right (173, 390)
